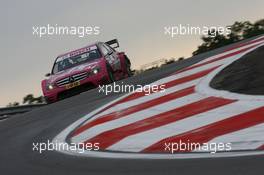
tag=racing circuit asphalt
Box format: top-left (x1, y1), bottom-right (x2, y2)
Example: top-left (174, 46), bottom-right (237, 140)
top-left (0, 36), bottom-right (263, 175)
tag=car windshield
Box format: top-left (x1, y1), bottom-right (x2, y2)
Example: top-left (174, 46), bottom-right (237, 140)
top-left (52, 49), bottom-right (101, 74)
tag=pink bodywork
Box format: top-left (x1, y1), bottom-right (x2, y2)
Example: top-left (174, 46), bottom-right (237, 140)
top-left (41, 44), bottom-right (129, 103)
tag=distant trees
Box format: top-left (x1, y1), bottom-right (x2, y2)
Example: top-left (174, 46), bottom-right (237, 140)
top-left (193, 19), bottom-right (264, 56)
top-left (6, 102), bottom-right (20, 107)
top-left (23, 94), bottom-right (34, 104)
top-left (133, 56), bottom-right (185, 75)
top-left (163, 57), bottom-right (184, 65)
top-left (6, 94), bottom-right (44, 107)
top-left (164, 58), bottom-right (177, 65)
top-left (23, 94), bottom-right (44, 104)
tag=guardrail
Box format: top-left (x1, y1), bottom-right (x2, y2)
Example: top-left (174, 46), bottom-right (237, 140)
top-left (0, 104), bottom-right (46, 117)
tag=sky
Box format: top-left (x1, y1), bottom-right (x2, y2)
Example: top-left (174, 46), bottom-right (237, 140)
top-left (1, 0), bottom-right (264, 107)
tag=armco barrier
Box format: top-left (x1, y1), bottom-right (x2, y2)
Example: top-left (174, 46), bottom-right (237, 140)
top-left (0, 104), bottom-right (46, 117)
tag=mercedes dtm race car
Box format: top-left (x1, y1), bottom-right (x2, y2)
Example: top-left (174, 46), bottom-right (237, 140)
top-left (41, 39), bottom-right (132, 103)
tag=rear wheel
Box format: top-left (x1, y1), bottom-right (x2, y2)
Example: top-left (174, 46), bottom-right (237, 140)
top-left (125, 57), bottom-right (133, 77)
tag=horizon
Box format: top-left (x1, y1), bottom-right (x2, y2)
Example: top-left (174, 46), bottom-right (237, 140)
top-left (2, 0), bottom-right (264, 107)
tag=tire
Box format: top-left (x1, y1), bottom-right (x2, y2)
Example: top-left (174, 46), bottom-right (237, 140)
top-left (125, 57), bottom-right (133, 77)
top-left (44, 97), bottom-right (52, 104)
top-left (106, 64), bottom-right (115, 83)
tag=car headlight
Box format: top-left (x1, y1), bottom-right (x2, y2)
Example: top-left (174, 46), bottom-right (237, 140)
top-left (91, 67), bottom-right (101, 75)
top-left (46, 84), bottom-right (54, 90)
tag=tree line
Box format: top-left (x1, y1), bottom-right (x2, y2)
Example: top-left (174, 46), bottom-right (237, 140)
top-left (7, 94), bottom-right (45, 107)
top-left (192, 19), bottom-right (264, 55)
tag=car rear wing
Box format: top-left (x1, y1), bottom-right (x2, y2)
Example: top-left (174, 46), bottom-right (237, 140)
top-left (105, 39), bottom-right (119, 48)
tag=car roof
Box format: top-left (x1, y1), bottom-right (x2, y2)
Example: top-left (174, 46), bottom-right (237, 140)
top-left (56, 42), bottom-right (102, 58)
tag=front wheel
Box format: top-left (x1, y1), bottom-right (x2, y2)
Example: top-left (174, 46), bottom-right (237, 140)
top-left (44, 97), bottom-right (52, 104)
top-left (106, 64), bottom-right (115, 83)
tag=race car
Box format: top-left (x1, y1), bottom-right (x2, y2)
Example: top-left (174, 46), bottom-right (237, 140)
top-left (41, 39), bottom-right (132, 103)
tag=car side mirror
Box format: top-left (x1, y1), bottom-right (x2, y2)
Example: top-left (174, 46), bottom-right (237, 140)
top-left (45, 73), bottom-right (51, 77)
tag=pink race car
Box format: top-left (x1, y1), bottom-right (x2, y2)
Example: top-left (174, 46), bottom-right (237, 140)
top-left (41, 39), bottom-right (132, 103)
